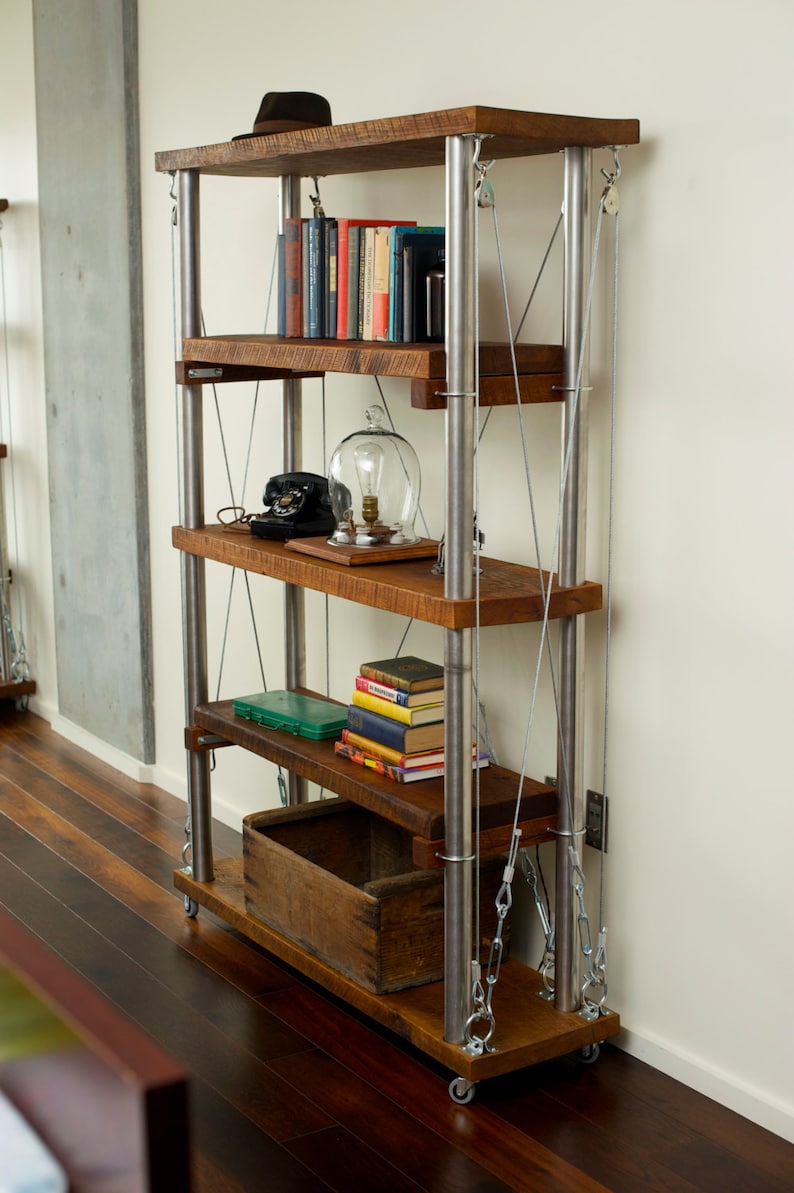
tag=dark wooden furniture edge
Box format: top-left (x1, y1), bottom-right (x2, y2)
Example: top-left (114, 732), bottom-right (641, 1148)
top-left (0, 907), bottom-right (186, 1089)
top-left (0, 907), bottom-right (190, 1190)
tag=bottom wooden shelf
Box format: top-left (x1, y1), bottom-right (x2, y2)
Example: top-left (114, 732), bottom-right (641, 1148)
top-left (175, 859), bottom-right (620, 1083)
top-left (0, 678), bottom-right (35, 702)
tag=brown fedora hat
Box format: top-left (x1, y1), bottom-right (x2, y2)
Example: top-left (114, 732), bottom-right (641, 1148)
top-left (233, 91), bottom-right (332, 140)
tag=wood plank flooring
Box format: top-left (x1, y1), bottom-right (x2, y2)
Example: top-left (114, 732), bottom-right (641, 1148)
top-left (0, 705), bottom-right (791, 1191)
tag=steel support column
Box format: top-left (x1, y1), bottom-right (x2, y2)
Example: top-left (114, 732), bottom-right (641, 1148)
top-left (443, 135), bottom-right (477, 1043)
top-left (178, 168), bottom-right (213, 883)
top-left (279, 175), bottom-right (307, 804)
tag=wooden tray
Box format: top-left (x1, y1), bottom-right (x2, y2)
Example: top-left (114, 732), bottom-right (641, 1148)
top-left (285, 535), bottom-right (440, 566)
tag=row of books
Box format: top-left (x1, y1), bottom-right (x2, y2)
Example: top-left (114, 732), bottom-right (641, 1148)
top-left (277, 218), bottom-right (445, 343)
top-left (334, 655), bottom-right (489, 784)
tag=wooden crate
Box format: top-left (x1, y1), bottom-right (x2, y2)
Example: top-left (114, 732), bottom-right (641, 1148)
top-left (243, 799), bottom-right (508, 994)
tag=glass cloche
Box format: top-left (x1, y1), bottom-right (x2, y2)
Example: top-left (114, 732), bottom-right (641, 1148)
top-left (327, 406), bottom-right (421, 547)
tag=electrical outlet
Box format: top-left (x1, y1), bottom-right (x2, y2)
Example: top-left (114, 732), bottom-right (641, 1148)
top-left (585, 789), bottom-right (608, 852)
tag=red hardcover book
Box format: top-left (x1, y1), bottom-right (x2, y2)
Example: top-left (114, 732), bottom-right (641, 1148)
top-left (284, 217), bottom-right (305, 337)
top-left (335, 741), bottom-right (489, 784)
top-left (354, 674), bottom-right (444, 708)
top-left (335, 219), bottom-right (416, 339)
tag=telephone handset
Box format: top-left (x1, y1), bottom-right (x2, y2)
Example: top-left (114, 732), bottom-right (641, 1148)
top-left (249, 472), bottom-right (336, 541)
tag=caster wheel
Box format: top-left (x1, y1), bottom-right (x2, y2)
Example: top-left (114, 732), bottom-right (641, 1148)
top-left (578, 1042), bottom-right (600, 1065)
top-left (184, 896), bottom-right (199, 919)
top-left (449, 1077), bottom-right (476, 1105)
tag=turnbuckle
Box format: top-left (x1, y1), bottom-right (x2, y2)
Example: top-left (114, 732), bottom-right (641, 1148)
top-left (600, 147), bottom-right (622, 216)
top-left (522, 851), bottom-right (556, 998)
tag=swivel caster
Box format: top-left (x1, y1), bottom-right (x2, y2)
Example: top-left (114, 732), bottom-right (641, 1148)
top-left (448, 1076), bottom-right (476, 1104)
top-left (578, 1042), bottom-right (600, 1065)
top-left (184, 895), bottom-right (199, 919)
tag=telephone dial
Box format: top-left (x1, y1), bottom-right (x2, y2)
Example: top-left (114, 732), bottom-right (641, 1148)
top-left (249, 472), bottom-right (336, 541)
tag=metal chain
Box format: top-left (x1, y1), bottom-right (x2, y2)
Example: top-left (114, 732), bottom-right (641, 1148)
top-left (463, 827), bottom-right (522, 1055)
top-left (570, 847), bottom-right (609, 1018)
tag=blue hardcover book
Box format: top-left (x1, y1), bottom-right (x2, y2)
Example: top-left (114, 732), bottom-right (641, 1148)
top-left (307, 216), bottom-right (325, 338)
top-left (346, 704), bottom-right (445, 753)
top-left (389, 226), bottom-right (444, 341)
top-left (326, 219), bottom-right (338, 338)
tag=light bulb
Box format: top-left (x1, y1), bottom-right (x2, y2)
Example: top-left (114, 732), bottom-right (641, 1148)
top-left (353, 440), bottom-right (384, 528)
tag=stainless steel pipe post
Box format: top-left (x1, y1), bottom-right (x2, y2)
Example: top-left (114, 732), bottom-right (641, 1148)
top-left (555, 146), bottom-right (592, 1011)
top-left (279, 176), bottom-right (308, 804)
top-left (443, 135), bottom-right (476, 1042)
top-left (178, 168), bottom-right (213, 883)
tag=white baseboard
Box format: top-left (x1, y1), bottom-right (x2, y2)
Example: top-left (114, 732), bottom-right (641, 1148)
top-left (32, 698), bottom-right (159, 788)
top-left (615, 1027), bottom-right (794, 1144)
top-left (45, 709), bottom-right (158, 785)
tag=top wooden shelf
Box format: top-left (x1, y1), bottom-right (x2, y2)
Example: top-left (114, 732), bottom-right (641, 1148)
top-left (155, 105), bottom-right (640, 179)
top-left (0, 200), bottom-right (8, 212)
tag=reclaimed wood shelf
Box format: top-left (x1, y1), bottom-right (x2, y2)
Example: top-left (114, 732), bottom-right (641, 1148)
top-left (193, 697), bottom-right (558, 855)
top-left (154, 105), bottom-right (640, 180)
top-left (174, 525), bottom-right (602, 628)
top-left (182, 335), bottom-right (561, 381)
top-left (180, 337), bottom-right (564, 408)
top-left (174, 857), bottom-right (620, 1082)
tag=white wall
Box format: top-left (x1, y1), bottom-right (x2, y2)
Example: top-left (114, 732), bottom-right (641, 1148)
top-left (6, 0), bottom-right (794, 1144)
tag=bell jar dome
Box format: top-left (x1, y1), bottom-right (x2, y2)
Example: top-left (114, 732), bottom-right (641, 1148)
top-left (327, 406), bottom-right (421, 547)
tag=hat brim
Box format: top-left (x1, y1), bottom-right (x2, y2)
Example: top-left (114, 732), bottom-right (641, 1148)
top-left (232, 118), bottom-right (327, 142)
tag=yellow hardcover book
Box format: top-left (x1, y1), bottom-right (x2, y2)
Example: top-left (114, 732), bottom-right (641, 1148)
top-left (350, 688), bottom-right (444, 726)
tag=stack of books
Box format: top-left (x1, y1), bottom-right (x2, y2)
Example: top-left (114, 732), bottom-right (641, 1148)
top-left (278, 218), bottom-right (445, 343)
top-left (335, 655), bottom-right (489, 783)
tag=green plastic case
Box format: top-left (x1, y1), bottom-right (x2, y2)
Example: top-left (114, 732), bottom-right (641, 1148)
top-left (232, 690), bottom-right (347, 740)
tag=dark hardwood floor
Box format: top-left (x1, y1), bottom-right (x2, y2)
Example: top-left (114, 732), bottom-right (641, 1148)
top-left (0, 704), bottom-right (791, 1191)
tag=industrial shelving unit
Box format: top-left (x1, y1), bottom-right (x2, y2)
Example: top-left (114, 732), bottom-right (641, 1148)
top-left (155, 105), bottom-right (639, 1094)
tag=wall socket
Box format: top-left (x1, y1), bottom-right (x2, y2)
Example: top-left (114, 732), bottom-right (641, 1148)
top-left (585, 790), bottom-right (608, 852)
top-left (544, 778), bottom-right (608, 852)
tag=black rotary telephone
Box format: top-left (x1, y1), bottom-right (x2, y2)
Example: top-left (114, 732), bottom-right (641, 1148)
top-left (249, 472), bottom-right (336, 541)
